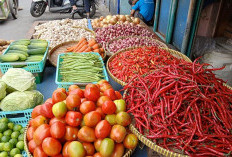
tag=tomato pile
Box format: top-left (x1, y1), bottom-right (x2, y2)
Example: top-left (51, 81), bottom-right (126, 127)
top-left (26, 80), bottom-right (138, 157)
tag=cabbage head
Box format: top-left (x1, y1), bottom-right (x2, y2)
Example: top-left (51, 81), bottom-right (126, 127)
top-left (0, 90), bottom-right (43, 111)
top-left (0, 79), bottom-right (6, 101)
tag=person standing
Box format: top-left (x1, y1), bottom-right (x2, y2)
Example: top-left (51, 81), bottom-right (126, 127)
top-left (130, 0), bottom-right (155, 25)
top-left (84, 0), bottom-right (90, 18)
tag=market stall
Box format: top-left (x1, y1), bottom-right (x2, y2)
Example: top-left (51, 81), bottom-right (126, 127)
top-left (0, 15), bottom-right (231, 157)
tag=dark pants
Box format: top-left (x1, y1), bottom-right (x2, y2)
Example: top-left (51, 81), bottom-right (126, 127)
top-left (134, 10), bottom-right (145, 22)
top-left (70, 0), bottom-right (75, 6)
top-left (84, 0), bottom-right (90, 13)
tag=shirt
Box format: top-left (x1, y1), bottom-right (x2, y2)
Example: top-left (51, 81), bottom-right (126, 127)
top-left (132, 0), bottom-right (155, 22)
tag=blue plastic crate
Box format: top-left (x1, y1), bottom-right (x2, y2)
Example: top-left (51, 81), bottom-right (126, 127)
top-left (0, 109), bottom-right (33, 157)
top-left (0, 40), bottom-right (50, 74)
top-left (56, 52), bottom-right (109, 90)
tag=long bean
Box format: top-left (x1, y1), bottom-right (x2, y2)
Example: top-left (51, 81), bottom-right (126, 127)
top-left (59, 53), bottom-right (104, 83)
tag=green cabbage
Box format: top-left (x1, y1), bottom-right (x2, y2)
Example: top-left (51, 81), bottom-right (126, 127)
top-left (0, 79), bottom-right (6, 101)
top-left (2, 68), bottom-right (35, 92)
top-left (0, 90), bottom-right (43, 111)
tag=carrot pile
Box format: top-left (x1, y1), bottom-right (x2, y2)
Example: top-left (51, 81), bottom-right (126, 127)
top-left (123, 59), bottom-right (232, 156)
top-left (66, 37), bottom-right (105, 58)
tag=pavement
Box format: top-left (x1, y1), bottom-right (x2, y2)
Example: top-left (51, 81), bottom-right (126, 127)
top-left (0, 0), bottom-right (110, 40)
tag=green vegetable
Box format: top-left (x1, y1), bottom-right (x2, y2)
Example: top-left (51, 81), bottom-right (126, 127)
top-left (7, 50), bottom-right (29, 57)
top-left (27, 48), bottom-right (46, 55)
top-left (9, 45), bottom-right (28, 51)
top-left (0, 80), bottom-right (6, 101)
top-left (2, 68), bottom-right (35, 92)
top-left (0, 90), bottom-right (43, 111)
top-left (0, 54), bottom-right (19, 62)
top-left (60, 53), bottom-right (104, 83)
top-left (11, 40), bottom-right (30, 46)
top-left (7, 53), bottom-right (27, 61)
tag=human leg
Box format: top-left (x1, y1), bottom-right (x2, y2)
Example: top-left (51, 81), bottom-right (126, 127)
top-left (84, 0), bottom-right (90, 18)
top-left (134, 10), bottom-right (145, 22)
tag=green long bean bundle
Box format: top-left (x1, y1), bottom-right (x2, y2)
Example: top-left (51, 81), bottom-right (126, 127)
top-left (60, 53), bottom-right (104, 83)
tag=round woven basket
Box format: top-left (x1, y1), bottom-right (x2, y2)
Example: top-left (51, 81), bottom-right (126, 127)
top-left (106, 47), bottom-right (192, 86)
top-left (48, 41), bottom-right (106, 67)
top-left (105, 36), bottom-right (168, 56)
top-left (24, 124), bottom-right (134, 157)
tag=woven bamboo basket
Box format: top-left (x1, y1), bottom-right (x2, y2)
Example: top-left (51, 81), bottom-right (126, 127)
top-left (48, 41), bottom-right (106, 67)
top-left (106, 47), bottom-right (192, 86)
top-left (24, 124), bottom-right (134, 157)
top-left (105, 36), bottom-right (168, 56)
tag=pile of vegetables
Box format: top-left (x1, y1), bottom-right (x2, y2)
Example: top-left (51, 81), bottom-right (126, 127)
top-left (33, 19), bottom-right (93, 48)
top-left (0, 39), bottom-right (47, 63)
top-left (0, 39), bottom-right (13, 54)
top-left (107, 36), bottom-right (166, 54)
top-left (91, 15), bottom-right (141, 29)
top-left (66, 38), bottom-right (105, 58)
top-left (108, 46), bottom-right (185, 82)
top-left (26, 81), bottom-right (138, 157)
top-left (0, 69), bottom-right (43, 111)
top-left (59, 53), bottom-right (105, 83)
top-left (0, 118), bottom-right (25, 157)
top-left (95, 24), bottom-right (156, 49)
top-left (123, 59), bottom-right (232, 156)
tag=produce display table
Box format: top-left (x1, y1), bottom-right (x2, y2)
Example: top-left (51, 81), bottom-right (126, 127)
top-left (36, 65), bottom-right (149, 157)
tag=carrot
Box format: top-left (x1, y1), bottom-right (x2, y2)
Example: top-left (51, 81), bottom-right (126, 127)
top-left (66, 38), bottom-right (86, 52)
top-left (78, 45), bottom-right (89, 52)
top-left (92, 44), bottom-right (99, 50)
top-left (74, 40), bottom-right (88, 52)
top-left (83, 46), bottom-right (92, 52)
top-left (88, 38), bottom-right (97, 47)
top-left (93, 49), bottom-right (100, 53)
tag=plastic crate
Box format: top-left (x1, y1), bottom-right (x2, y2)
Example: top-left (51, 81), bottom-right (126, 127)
top-left (0, 40), bottom-right (50, 74)
top-left (56, 52), bottom-right (109, 90)
top-left (0, 109), bottom-right (33, 157)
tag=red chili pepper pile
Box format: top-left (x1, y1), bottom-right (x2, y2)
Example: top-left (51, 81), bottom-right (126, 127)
top-left (123, 59), bottom-right (232, 156)
top-left (108, 46), bottom-right (186, 83)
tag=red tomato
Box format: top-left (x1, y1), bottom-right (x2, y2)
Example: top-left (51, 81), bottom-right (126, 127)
top-left (78, 126), bottom-right (96, 142)
top-left (64, 126), bottom-right (78, 141)
top-left (103, 88), bottom-right (117, 101)
top-left (93, 152), bottom-right (102, 157)
top-left (96, 96), bottom-right (111, 107)
top-left (28, 140), bottom-right (37, 153)
top-left (110, 125), bottom-right (127, 143)
top-left (69, 88), bottom-right (84, 98)
top-left (62, 141), bottom-right (70, 157)
top-left (34, 146), bottom-right (48, 157)
top-left (123, 134), bottom-right (138, 149)
top-left (27, 126), bottom-right (36, 141)
top-left (97, 80), bottom-right (109, 85)
top-left (45, 98), bottom-right (53, 104)
top-left (95, 107), bottom-right (105, 119)
top-left (65, 111), bottom-right (82, 127)
top-left (54, 88), bottom-right (66, 94)
top-left (84, 111), bottom-right (101, 127)
top-left (49, 117), bottom-right (65, 125)
top-left (68, 141), bottom-right (85, 157)
top-left (94, 139), bottom-right (102, 152)
top-left (42, 137), bottom-right (62, 156)
top-left (31, 115), bottom-right (48, 128)
top-left (99, 83), bottom-right (112, 93)
top-left (102, 101), bottom-right (116, 114)
top-left (84, 84), bottom-right (100, 102)
top-left (68, 85), bottom-right (80, 92)
top-left (52, 91), bottom-right (67, 104)
top-left (115, 91), bottom-right (122, 99)
top-left (41, 102), bottom-right (54, 118)
top-left (83, 143), bottom-right (95, 156)
top-left (116, 112), bottom-right (131, 126)
top-left (81, 98), bottom-right (88, 103)
top-left (50, 121), bottom-right (66, 139)
top-left (111, 143), bottom-right (125, 157)
top-left (95, 120), bottom-right (111, 139)
top-left (31, 105), bottom-right (42, 119)
top-left (80, 101), bottom-right (96, 114)
top-left (33, 124), bottom-right (51, 146)
top-left (66, 94), bottom-right (81, 108)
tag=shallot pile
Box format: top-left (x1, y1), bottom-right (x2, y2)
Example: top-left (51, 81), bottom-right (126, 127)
top-left (95, 24), bottom-right (156, 49)
top-left (107, 36), bottom-right (166, 54)
top-left (123, 60), bottom-right (232, 156)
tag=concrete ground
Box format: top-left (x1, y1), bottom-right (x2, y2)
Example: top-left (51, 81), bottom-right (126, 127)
top-left (0, 0), bottom-right (110, 40)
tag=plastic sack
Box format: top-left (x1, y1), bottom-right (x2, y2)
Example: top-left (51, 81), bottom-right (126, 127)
top-left (2, 68), bottom-right (35, 92)
top-left (0, 79), bottom-right (6, 101)
top-left (0, 90), bottom-right (44, 111)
